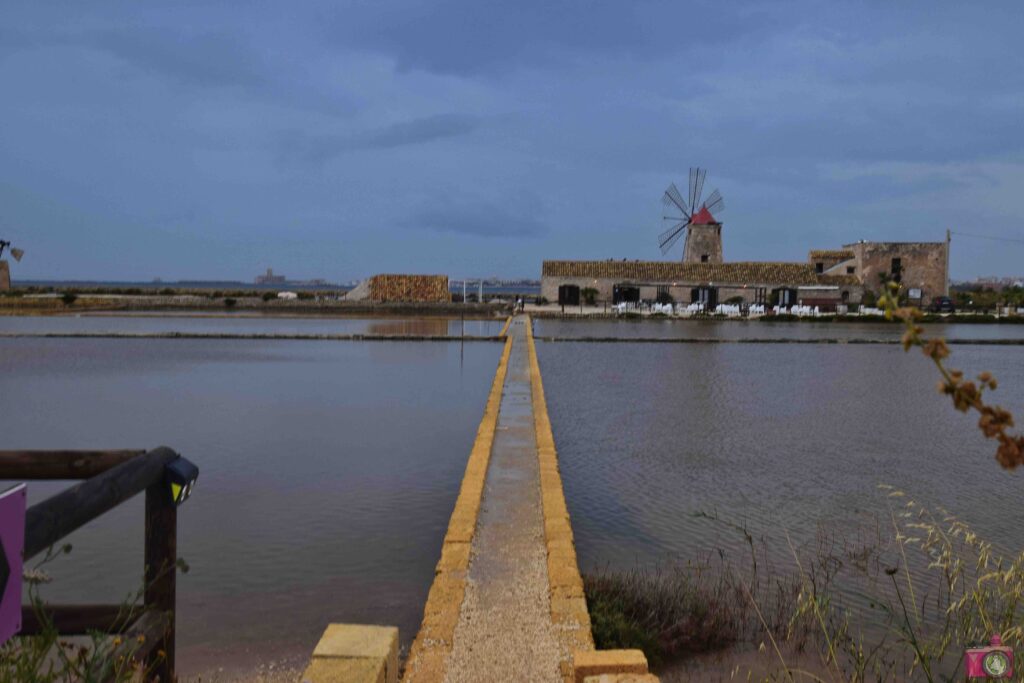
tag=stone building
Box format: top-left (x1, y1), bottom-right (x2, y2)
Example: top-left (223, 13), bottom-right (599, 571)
top-left (345, 274), bottom-right (450, 303)
top-left (808, 238), bottom-right (950, 305)
top-left (542, 216), bottom-right (949, 309)
top-left (541, 260), bottom-right (861, 309)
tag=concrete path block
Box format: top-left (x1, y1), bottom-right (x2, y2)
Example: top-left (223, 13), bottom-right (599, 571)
top-left (309, 624), bottom-right (398, 683)
top-left (301, 656), bottom-right (385, 683)
top-left (573, 650), bottom-right (649, 683)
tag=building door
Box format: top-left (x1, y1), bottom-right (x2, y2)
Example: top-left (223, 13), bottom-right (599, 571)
top-left (613, 285), bottom-right (640, 304)
top-left (691, 287), bottom-right (718, 308)
top-left (558, 284), bottom-right (580, 306)
top-left (772, 288), bottom-right (798, 306)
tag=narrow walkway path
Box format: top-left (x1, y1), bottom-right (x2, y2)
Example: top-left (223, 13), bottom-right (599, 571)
top-left (443, 316), bottom-right (562, 683)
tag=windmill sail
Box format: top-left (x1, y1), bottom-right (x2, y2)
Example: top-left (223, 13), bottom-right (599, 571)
top-left (658, 222), bottom-right (687, 254)
top-left (703, 189), bottom-right (724, 215)
top-left (692, 168), bottom-right (707, 212)
top-left (10, 248), bottom-right (23, 262)
top-left (656, 168), bottom-right (724, 257)
top-left (663, 183), bottom-right (690, 218)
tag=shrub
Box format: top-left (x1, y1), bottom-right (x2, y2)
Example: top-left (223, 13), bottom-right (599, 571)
top-left (583, 554), bottom-right (803, 669)
top-left (60, 293), bottom-right (77, 306)
top-left (224, 298), bottom-right (237, 308)
top-left (582, 287), bottom-right (598, 306)
top-left (0, 544), bottom-right (186, 682)
top-left (725, 296), bottom-right (745, 305)
top-left (261, 292), bottom-right (277, 302)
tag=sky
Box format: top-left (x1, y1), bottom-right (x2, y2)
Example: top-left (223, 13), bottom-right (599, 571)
top-left (1, 1), bottom-right (1022, 282)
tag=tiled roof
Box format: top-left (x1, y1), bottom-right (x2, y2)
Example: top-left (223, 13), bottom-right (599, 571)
top-left (542, 260), bottom-right (858, 286)
top-left (809, 249), bottom-right (855, 260)
top-left (691, 207), bottom-right (717, 225)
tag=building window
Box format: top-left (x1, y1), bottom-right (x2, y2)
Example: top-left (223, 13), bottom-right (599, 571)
top-left (557, 284), bottom-right (580, 306)
top-left (847, 266), bottom-right (855, 274)
top-left (754, 287), bottom-right (767, 304)
top-left (891, 257), bottom-right (902, 283)
top-left (700, 254), bottom-right (709, 263)
top-left (841, 290), bottom-right (850, 303)
top-left (815, 262), bottom-right (824, 274)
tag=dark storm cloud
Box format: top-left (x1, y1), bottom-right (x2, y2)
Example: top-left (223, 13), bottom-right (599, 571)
top-left (362, 114), bottom-right (479, 149)
top-left (333, 0), bottom-right (787, 77)
top-left (280, 114), bottom-right (481, 165)
top-left (1, 1), bottom-right (1022, 280)
top-left (83, 29), bottom-right (266, 88)
top-left (407, 201), bottom-right (548, 238)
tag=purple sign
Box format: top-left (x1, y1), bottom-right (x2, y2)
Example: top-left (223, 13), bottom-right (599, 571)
top-left (0, 484), bottom-right (26, 645)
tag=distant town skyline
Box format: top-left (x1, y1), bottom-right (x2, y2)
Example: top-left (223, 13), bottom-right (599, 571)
top-left (2, 2), bottom-right (1022, 283)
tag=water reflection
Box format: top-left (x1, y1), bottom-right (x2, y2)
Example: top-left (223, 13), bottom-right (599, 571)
top-left (0, 314), bottom-right (504, 338)
top-left (536, 318), bottom-right (1024, 340)
top-left (537, 341), bottom-right (1024, 634)
top-left (366, 319), bottom-right (450, 336)
top-left (0, 337), bottom-right (502, 674)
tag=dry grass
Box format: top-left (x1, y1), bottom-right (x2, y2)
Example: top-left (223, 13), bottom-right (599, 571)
top-left (586, 493), bottom-right (1024, 682)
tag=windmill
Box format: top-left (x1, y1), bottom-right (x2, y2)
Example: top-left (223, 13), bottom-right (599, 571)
top-left (0, 239), bottom-right (24, 292)
top-left (658, 168), bottom-right (725, 263)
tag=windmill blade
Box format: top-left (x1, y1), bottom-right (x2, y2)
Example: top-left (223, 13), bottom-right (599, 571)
top-left (688, 168), bottom-right (698, 213)
top-left (702, 189), bottom-right (725, 215)
top-left (658, 222), bottom-right (686, 254)
top-left (10, 247), bottom-right (24, 262)
top-left (692, 167), bottom-right (707, 212)
top-left (663, 183), bottom-right (690, 218)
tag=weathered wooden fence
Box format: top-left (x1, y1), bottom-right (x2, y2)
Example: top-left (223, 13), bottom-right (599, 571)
top-left (0, 447), bottom-right (188, 681)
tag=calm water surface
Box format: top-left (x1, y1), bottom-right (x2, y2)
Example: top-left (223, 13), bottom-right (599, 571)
top-left (0, 314), bottom-right (505, 337)
top-left (537, 337), bottom-right (1024, 605)
top-left (1, 336), bottom-right (501, 673)
top-left (536, 317), bottom-right (1024, 340)
top-left (5, 314), bottom-right (1024, 675)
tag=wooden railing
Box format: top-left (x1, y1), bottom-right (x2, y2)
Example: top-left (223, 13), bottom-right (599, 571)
top-left (0, 447), bottom-right (188, 681)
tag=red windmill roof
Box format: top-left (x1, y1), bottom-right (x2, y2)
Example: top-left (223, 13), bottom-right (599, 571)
top-left (691, 206), bottom-right (717, 224)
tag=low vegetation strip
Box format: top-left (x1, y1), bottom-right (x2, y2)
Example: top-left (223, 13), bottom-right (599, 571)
top-left (401, 336), bottom-right (513, 683)
top-left (0, 296), bottom-right (507, 317)
top-left (525, 316), bottom-right (596, 681)
top-left (536, 336), bottom-right (1024, 345)
top-left (0, 332), bottom-right (504, 342)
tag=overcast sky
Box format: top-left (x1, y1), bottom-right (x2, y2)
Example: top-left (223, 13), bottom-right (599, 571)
top-left (2, 1), bottom-right (1022, 282)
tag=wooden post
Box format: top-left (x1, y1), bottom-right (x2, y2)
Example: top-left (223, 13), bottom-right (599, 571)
top-left (24, 447), bottom-right (179, 560)
top-left (0, 450), bottom-right (144, 480)
top-left (145, 481), bottom-right (177, 682)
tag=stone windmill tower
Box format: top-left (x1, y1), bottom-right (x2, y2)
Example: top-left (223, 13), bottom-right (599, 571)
top-left (658, 168), bottom-right (725, 263)
top-left (0, 240), bottom-right (24, 291)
